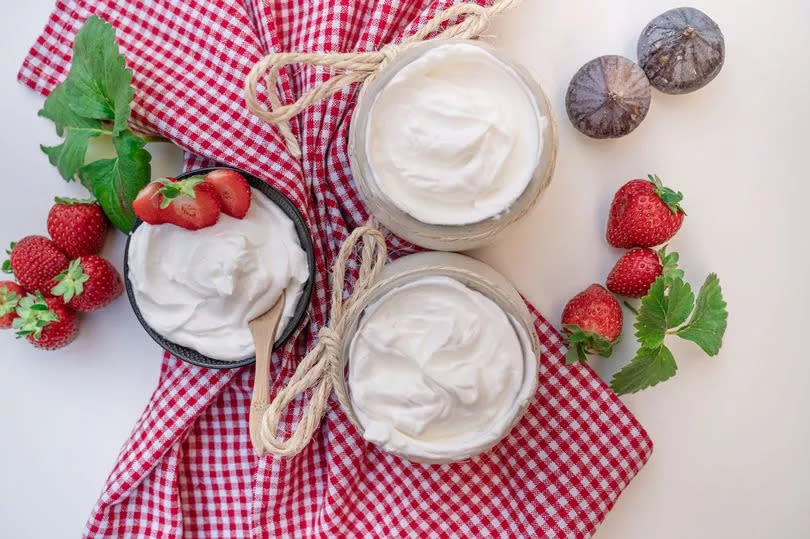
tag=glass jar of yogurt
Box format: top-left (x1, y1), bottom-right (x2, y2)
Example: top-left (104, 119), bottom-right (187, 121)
top-left (336, 252), bottom-right (539, 464)
top-left (349, 40), bottom-right (557, 251)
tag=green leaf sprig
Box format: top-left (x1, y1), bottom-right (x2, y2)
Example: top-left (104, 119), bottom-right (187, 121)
top-left (39, 16), bottom-right (163, 232)
top-left (610, 249), bottom-right (728, 395)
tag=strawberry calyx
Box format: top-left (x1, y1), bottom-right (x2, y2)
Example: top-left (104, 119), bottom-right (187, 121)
top-left (54, 196), bottom-right (97, 206)
top-left (0, 284), bottom-right (21, 316)
top-left (563, 323), bottom-right (620, 364)
top-left (657, 245), bottom-right (685, 281)
top-left (51, 259), bottom-right (90, 303)
top-left (648, 174), bottom-right (686, 216)
top-left (157, 176), bottom-right (206, 209)
top-left (2, 242), bottom-right (16, 274)
top-left (13, 292), bottom-right (59, 340)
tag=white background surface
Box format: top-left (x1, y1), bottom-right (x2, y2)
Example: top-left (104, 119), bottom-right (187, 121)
top-left (0, 0), bottom-right (808, 537)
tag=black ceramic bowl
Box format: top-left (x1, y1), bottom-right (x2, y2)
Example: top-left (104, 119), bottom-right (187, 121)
top-left (124, 166), bottom-right (315, 369)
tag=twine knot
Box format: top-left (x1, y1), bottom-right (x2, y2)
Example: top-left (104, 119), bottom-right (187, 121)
top-left (316, 326), bottom-right (341, 357)
top-left (244, 0), bottom-right (521, 158)
top-left (253, 225), bottom-right (387, 457)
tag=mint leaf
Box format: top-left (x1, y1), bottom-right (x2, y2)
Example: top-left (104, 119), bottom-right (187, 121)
top-left (610, 345), bottom-right (678, 395)
top-left (676, 273), bottom-right (728, 356)
top-left (78, 129), bottom-right (151, 232)
top-left (39, 85), bottom-right (109, 181)
top-left (634, 276), bottom-right (695, 349)
top-left (63, 16), bottom-right (134, 135)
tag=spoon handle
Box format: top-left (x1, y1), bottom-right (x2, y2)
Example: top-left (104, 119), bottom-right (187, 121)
top-left (248, 292), bottom-right (286, 457)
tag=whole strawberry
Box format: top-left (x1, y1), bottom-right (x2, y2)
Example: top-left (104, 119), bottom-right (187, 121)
top-left (607, 174), bottom-right (685, 248)
top-left (0, 281), bottom-right (24, 329)
top-left (51, 256), bottom-right (123, 312)
top-left (561, 284), bottom-right (623, 364)
top-left (13, 292), bottom-right (79, 350)
top-left (47, 197), bottom-right (108, 257)
top-left (6, 236), bottom-right (69, 293)
top-left (606, 248), bottom-right (662, 298)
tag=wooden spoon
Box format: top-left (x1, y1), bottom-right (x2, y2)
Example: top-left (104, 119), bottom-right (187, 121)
top-left (248, 291), bottom-right (286, 457)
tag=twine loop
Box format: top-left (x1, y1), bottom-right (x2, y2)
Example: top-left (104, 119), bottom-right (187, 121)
top-left (244, 0), bottom-right (520, 158)
top-left (256, 225), bottom-right (387, 456)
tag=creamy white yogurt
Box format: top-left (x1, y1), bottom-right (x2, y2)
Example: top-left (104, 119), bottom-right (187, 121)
top-left (347, 276), bottom-right (535, 461)
top-left (128, 189), bottom-right (309, 361)
top-left (365, 43), bottom-right (545, 225)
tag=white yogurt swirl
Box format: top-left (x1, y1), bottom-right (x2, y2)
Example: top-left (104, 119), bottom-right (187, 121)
top-left (348, 276), bottom-right (536, 461)
top-left (365, 43), bottom-right (545, 225)
top-left (128, 189), bottom-right (309, 361)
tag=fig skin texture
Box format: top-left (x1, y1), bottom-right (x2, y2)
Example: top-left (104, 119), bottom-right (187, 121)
top-left (566, 55), bottom-right (652, 139)
top-left (638, 7), bottom-right (725, 94)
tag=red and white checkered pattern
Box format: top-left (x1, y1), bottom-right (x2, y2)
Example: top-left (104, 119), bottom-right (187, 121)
top-left (19, 1), bottom-right (653, 537)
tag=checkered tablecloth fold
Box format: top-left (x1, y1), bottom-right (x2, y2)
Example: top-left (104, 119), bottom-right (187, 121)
top-left (19, 1), bottom-right (652, 537)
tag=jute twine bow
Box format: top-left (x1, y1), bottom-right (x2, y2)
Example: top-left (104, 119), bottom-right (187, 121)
top-left (255, 225), bottom-right (387, 456)
top-left (244, 0), bottom-right (521, 158)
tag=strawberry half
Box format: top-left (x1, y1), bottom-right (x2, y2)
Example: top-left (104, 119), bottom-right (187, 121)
top-left (606, 248), bottom-right (663, 298)
top-left (51, 256), bottom-right (123, 312)
top-left (47, 197), bottom-right (108, 257)
top-left (158, 176), bottom-right (222, 230)
top-left (133, 181), bottom-right (171, 225)
top-left (7, 236), bottom-right (70, 294)
top-left (606, 174), bottom-right (685, 248)
top-left (13, 292), bottom-right (79, 350)
top-left (561, 284), bottom-right (623, 364)
top-left (204, 169), bottom-right (252, 219)
top-left (0, 281), bottom-right (24, 329)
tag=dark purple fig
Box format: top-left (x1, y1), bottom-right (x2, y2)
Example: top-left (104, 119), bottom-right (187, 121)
top-left (566, 55), bottom-right (652, 139)
top-left (638, 7), bottom-right (725, 94)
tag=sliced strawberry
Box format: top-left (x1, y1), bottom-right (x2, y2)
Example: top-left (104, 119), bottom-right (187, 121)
top-left (159, 176), bottom-right (222, 230)
top-left (133, 180), bottom-right (172, 225)
top-left (205, 169), bottom-right (251, 219)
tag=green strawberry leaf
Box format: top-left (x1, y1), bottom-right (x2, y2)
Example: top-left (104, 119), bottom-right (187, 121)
top-left (563, 324), bottom-right (618, 359)
top-left (54, 196), bottom-right (97, 205)
top-left (610, 345), bottom-right (678, 395)
top-left (13, 292), bottom-right (59, 340)
top-left (634, 276), bottom-right (695, 349)
top-left (62, 16), bottom-right (134, 136)
top-left (78, 129), bottom-right (151, 232)
top-left (565, 345), bottom-right (584, 365)
top-left (51, 259), bottom-right (90, 303)
top-left (649, 174), bottom-right (686, 215)
top-left (2, 242), bottom-right (14, 274)
top-left (676, 273), bottom-right (728, 356)
top-left (158, 176), bottom-right (205, 208)
top-left (0, 285), bottom-right (21, 316)
top-left (658, 245), bottom-right (685, 282)
top-left (39, 85), bottom-right (109, 181)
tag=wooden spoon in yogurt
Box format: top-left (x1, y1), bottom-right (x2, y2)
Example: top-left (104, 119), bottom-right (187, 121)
top-left (248, 291), bottom-right (286, 457)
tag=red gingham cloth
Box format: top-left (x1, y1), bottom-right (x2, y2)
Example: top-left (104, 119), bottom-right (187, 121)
top-left (19, 1), bottom-right (653, 537)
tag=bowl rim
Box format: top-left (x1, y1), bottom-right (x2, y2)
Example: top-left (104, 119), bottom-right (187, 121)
top-left (123, 166), bottom-right (315, 370)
